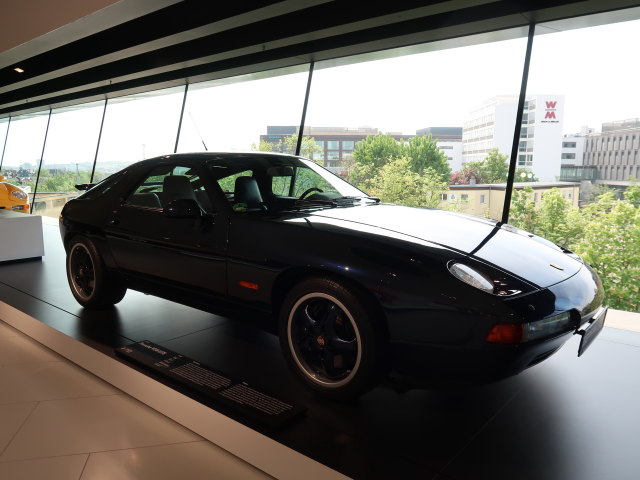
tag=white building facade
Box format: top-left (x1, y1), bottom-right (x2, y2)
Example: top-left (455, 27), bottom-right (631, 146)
top-left (561, 134), bottom-right (587, 166)
top-left (438, 141), bottom-right (464, 172)
top-left (462, 95), bottom-right (565, 181)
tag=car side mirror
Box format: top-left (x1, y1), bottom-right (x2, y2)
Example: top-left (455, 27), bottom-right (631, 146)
top-left (163, 199), bottom-right (202, 218)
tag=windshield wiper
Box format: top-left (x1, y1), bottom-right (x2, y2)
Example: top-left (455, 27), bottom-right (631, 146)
top-left (293, 198), bottom-right (338, 209)
top-left (336, 195), bottom-right (381, 204)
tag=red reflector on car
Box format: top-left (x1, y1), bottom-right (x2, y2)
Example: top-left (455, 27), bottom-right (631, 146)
top-left (239, 280), bottom-right (259, 290)
top-left (486, 323), bottom-right (523, 343)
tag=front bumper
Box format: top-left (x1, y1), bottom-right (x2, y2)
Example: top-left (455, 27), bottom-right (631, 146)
top-left (389, 264), bottom-right (607, 386)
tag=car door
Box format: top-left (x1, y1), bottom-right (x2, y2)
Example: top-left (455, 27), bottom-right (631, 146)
top-left (104, 162), bottom-right (228, 295)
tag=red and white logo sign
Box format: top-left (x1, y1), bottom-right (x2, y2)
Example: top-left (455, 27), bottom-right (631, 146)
top-left (542, 99), bottom-right (559, 123)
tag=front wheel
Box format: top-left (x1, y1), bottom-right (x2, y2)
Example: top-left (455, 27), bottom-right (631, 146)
top-left (278, 277), bottom-right (386, 399)
top-left (66, 236), bottom-right (127, 309)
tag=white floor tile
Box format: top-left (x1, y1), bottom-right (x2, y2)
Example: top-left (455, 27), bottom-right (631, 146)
top-left (0, 394), bottom-right (201, 462)
top-left (0, 335), bottom-right (62, 366)
top-left (0, 321), bottom-right (24, 338)
top-left (0, 402), bottom-right (37, 455)
top-left (0, 361), bottom-right (118, 405)
top-left (0, 454), bottom-right (87, 480)
top-left (80, 441), bottom-right (273, 480)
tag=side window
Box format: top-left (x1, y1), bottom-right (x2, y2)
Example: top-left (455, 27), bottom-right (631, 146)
top-left (217, 170), bottom-right (253, 195)
top-left (125, 165), bottom-right (214, 212)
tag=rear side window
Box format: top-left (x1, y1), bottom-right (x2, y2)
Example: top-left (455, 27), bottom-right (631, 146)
top-left (125, 165), bottom-right (214, 212)
top-left (79, 170), bottom-right (126, 200)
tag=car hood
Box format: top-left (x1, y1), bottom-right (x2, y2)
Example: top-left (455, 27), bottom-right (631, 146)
top-left (309, 204), bottom-right (582, 288)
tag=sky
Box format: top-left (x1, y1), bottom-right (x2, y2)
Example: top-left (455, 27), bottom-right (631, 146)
top-left (1, 17), bottom-right (640, 167)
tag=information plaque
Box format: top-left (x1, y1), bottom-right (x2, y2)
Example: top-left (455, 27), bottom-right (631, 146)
top-left (116, 340), bottom-right (306, 428)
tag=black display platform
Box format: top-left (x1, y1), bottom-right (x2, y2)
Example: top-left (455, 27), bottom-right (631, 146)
top-left (1, 222), bottom-right (640, 480)
top-left (116, 339), bottom-right (306, 429)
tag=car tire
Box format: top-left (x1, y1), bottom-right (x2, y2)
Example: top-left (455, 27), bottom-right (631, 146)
top-left (66, 236), bottom-right (127, 309)
top-left (278, 277), bottom-right (386, 400)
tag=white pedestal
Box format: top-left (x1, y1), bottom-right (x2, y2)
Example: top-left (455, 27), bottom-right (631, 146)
top-left (0, 210), bottom-right (45, 261)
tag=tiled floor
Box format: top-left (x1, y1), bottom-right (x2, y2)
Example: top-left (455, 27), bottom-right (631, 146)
top-left (0, 320), bottom-right (272, 480)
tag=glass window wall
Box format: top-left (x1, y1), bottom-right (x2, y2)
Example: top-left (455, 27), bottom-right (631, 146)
top-left (176, 67), bottom-right (309, 154)
top-left (94, 86), bottom-right (186, 182)
top-left (31, 101), bottom-right (106, 217)
top-left (0, 112), bottom-right (51, 208)
top-left (305, 32), bottom-right (528, 218)
top-left (507, 17), bottom-right (640, 313)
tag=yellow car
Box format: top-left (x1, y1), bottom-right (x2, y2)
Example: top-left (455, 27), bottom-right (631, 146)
top-left (0, 176), bottom-right (30, 213)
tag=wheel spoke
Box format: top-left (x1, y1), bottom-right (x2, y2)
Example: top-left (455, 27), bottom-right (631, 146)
top-left (301, 305), bottom-right (318, 331)
top-left (329, 336), bottom-right (357, 353)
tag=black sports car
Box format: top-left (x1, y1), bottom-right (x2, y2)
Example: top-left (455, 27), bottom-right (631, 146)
top-left (59, 152), bottom-right (607, 399)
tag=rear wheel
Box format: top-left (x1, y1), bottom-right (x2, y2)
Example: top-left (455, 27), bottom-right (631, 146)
top-left (278, 277), bottom-right (386, 399)
top-left (66, 236), bottom-right (126, 309)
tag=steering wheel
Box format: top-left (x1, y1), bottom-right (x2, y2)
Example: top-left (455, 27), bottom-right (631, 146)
top-left (298, 187), bottom-right (323, 200)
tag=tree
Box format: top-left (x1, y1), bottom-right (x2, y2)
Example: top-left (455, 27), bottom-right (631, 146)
top-left (625, 177), bottom-right (640, 207)
top-left (573, 193), bottom-right (640, 311)
top-left (254, 135), bottom-right (322, 162)
top-left (450, 166), bottom-right (481, 185)
top-left (465, 148), bottom-right (510, 184)
top-left (404, 134), bottom-right (451, 182)
top-left (368, 157), bottom-right (446, 208)
top-left (508, 186), bottom-right (538, 233)
top-left (346, 162), bottom-right (377, 193)
top-left (251, 140), bottom-right (274, 152)
top-left (535, 188), bottom-right (584, 248)
top-left (281, 135), bottom-right (323, 161)
top-left (352, 134), bottom-right (402, 169)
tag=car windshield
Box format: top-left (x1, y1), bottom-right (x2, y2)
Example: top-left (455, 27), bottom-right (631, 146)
top-left (207, 154), bottom-right (376, 213)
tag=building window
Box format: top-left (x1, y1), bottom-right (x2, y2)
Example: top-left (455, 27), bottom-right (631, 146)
top-left (562, 142), bottom-right (577, 148)
top-left (342, 141), bottom-right (354, 149)
top-left (480, 194), bottom-right (486, 204)
top-left (461, 194), bottom-right (469, 201)
top-left (440, 193), bottom-right (448, 201)
top-left (562, 153), bottom-right (576, 159)
top-left (327, 141), bottom-right (339, 149)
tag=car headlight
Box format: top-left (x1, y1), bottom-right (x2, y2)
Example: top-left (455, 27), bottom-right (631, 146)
top-left (486, 311), bottom-right (574, 344)
top-left (448, 262), bottom-right (523, 296)
top-left (11, 190), bottom-right (27, 200)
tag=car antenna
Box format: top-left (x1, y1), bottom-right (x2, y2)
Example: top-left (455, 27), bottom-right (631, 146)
top-left (188, 112), bottom-right (208, 151)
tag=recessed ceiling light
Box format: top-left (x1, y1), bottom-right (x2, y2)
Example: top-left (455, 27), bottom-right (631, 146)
top-left (14, 67), bottom-right (24, 73)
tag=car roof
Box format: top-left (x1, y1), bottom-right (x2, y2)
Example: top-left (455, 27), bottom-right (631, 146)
top-left (128, 151), bottom-right (308, 178)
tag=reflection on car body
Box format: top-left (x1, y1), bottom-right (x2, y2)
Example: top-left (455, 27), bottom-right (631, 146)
top-left (59, 152), bottom-right (607, 399)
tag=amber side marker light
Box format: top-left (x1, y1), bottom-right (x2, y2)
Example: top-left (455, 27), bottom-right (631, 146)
top-left (239, 280), bottom-right (259, 290)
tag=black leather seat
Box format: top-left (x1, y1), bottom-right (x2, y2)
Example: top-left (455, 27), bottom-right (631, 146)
top-left (234, 176), bottom-right (265, 210)
top-left (162, 175), bottom-right (198, 204)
